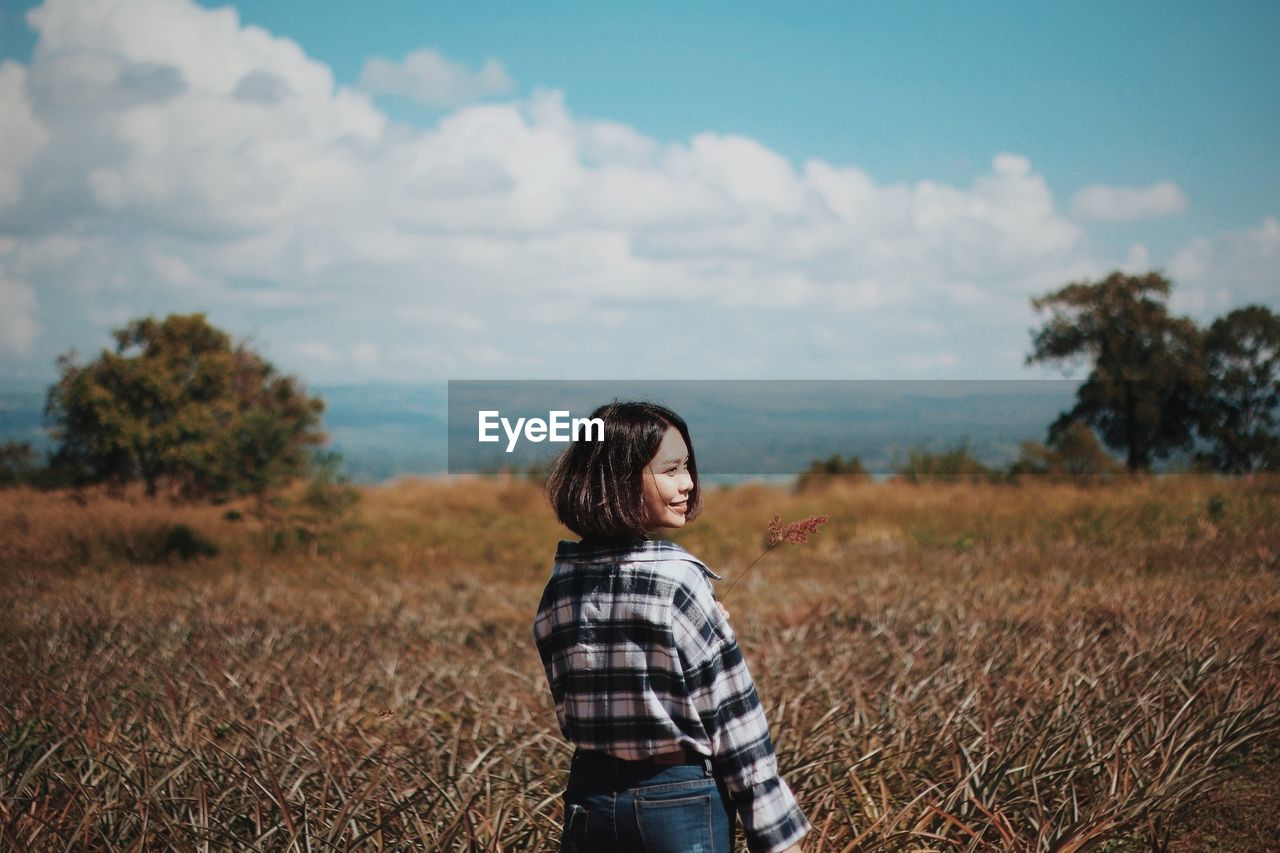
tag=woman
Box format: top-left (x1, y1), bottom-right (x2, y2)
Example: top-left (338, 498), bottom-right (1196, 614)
top-left (532, 400), bottom-right (809, 852)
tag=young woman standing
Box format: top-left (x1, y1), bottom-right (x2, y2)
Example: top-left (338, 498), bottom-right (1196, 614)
top-left (533, 401), bottom-right (809, 852)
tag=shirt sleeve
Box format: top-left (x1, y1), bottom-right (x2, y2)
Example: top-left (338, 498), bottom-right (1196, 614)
top-left (671, 573), bottom-right (811, 853)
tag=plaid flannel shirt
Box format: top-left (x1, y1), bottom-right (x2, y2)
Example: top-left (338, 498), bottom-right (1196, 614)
top-left (532, 539), bottom-right (810, 853)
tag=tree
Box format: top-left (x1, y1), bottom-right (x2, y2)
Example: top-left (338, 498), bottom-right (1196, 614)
top-left (1010, 420), bottom-right (1123, 483)
top-left (0, 440), bottom-right (39, 487)
top-left (1195, 305), bottom-right (1280, 473)
top-left (1027, 271), bottom-right (1205, 472)
top-left (46, 313), bottom-right (325, 500)
top-left (795, 453), bottom-right (869, 491)
top-left (893, 441), bottom-right (1000, 484)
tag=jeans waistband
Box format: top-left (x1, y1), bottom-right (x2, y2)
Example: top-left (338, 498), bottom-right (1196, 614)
top-left (577, 746), bottom-right (709, 767)
top-left (571, 747), bottom-right (714, 790)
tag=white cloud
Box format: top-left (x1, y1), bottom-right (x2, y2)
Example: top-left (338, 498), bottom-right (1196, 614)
top-left (1121, 243), bottom-right (1150, 273)
top-left (352, 342), bottom-right (379, 369)
top-left (1, 0), bottom-right (1226, 383)
top-left (1168, 216), bottom-right (1280, 317)
top-left (0, 237), bottom-right (41, 356)
top-left (1069, 180), bottom-right (1188, 222)
top-left (1169, 237), bottom-right (1210, 283)
top-left (900, 350), bottom-right (959, 372)
top-left (0, 275), bottom-right (39, 356)
top-left (291, 341), bottom-right (342, 366)
top-left (358, 49), bottom-right (513, 107)
top-left (0, 62), bottom-right (49, 208)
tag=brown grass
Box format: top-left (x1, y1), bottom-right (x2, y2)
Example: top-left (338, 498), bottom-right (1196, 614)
top-left (2, 475), bottom-right (1278, 850)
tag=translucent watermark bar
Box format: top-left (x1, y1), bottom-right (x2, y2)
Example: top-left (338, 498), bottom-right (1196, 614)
top-left (447, 380), bottom-right (1089, 476)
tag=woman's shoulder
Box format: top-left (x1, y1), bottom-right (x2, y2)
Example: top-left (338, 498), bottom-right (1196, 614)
top-left (644, 540), bottom-right (723, 583)
top-left (553, 538), bottom-right (722, 582)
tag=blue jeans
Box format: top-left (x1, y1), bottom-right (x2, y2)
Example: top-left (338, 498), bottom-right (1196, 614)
top-left (560, 749), bottom-right (737, 852)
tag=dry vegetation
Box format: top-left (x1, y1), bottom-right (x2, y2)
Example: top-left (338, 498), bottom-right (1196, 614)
top-left (2, 475), bottom-right (1278, 850)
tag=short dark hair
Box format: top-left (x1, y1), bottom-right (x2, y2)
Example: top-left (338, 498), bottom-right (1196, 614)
top-left (545, 400), bottom-right (702, 541)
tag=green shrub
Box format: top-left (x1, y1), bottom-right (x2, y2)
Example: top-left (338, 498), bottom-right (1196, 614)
top-left (795, 454), bottom-right (869, 491)
top-left (894, 441), bottom-right (1001, 484)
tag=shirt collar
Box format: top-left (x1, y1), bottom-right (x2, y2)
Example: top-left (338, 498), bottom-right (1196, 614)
top-left (554, 538), bottom-right (722, 580)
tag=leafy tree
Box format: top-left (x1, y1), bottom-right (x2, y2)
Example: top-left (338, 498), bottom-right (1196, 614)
top-left (1027, 271), bottom-right (1205, 472)
top-left (1011, 420), bottom-right (1123, 483)
top-left (1195, 305), bottom-right (1280, 473)
top-left (0, 440), bottom-right (39, 487)
top-left (46, 313), bottom-right (325, 500)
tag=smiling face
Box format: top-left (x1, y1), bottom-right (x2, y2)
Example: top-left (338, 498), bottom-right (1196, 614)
top-left (641, 425), bottom-right (693, 532)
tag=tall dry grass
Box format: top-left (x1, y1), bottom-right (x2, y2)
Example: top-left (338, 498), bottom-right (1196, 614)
top-left (2, 475), bottom-right (1278, 850)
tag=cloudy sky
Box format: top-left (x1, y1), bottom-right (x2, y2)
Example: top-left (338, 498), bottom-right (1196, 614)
top-left (0, 0), bottom-right (1276, 386)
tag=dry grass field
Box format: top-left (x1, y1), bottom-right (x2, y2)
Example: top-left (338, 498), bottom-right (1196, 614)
top-left (2, 475), bottom-right (1278, 850)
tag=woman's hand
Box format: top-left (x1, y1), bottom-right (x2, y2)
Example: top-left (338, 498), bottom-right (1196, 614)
top-left (715, 600), bottom-right (730, 621)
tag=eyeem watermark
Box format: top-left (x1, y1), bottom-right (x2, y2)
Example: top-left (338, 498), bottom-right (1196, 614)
top-left (478, 410), bottom-right (604, 452)
top-left (447, 379), bottom-right (1083, 475)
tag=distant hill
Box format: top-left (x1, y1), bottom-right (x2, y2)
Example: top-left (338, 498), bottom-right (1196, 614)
top-left (319, 384), bottom-right (449, 482)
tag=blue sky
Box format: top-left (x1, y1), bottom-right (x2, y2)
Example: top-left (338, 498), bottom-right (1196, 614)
top-left (216, 2), bottom-right (1280, 200)
top-left (0, 0), bottom-right (1276, 386)
top-left (218, 1), bottom-right (1279, 236)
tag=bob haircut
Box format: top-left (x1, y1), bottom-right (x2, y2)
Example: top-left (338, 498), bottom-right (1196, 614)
top-left (546, 400), bottom-right (702, 541)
